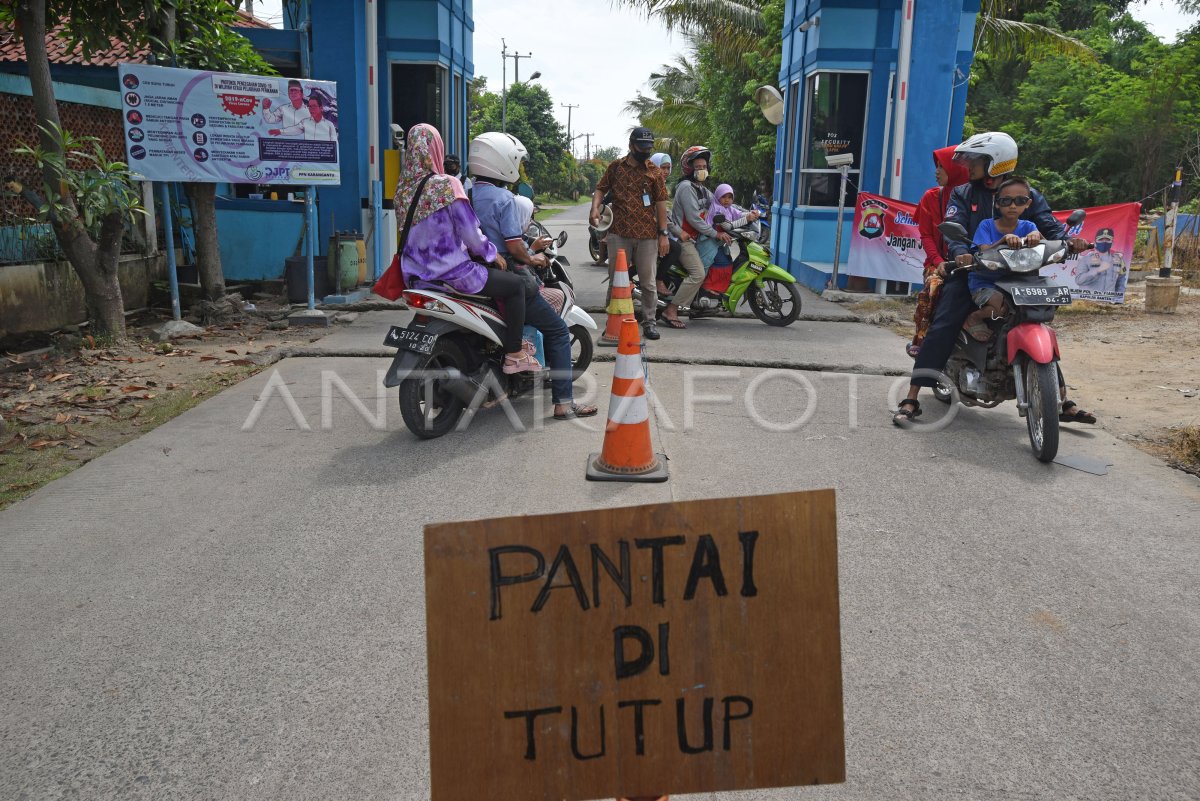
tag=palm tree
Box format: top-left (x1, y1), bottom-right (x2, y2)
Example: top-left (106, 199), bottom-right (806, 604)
top-left (611, 0), bottom-right (1099, 65)
top-left (612, 0), bottom-right (768, 65)
top-left (622, 51), bottom-right (709, 157)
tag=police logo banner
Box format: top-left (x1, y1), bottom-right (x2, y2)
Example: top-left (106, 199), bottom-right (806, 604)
top-left (845, 193), bottom-right (1140, 304)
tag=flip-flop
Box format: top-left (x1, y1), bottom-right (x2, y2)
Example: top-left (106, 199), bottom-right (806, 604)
top-left (661, 317), bottom-right (687, 329)
top-left (1059, 401), bottom-right (1097, 424)
top-left (553, 403), bottom-right (599, 420)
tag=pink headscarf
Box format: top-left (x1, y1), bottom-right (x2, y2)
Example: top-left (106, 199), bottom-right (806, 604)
top-left (393, 124), bottom-right (468, 227)
top-left (707, 183), bottom-right (746, 228)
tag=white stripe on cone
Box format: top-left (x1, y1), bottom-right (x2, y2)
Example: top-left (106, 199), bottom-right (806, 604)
top-left (612, 270), bottom-right (630, 289)
top-left (607, 393), bottom-right (649, 425)
top-left (613, 353), bottom-right (642, 380)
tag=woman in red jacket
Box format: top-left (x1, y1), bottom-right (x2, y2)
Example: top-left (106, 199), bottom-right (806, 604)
top-left (908, 146), bottom-right (969, 357)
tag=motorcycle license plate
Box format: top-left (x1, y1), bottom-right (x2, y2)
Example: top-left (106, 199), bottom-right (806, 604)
top-left (1009, 285), bottom-right (1072, 306)
top-left (383, 325), bottom-right (437, 354)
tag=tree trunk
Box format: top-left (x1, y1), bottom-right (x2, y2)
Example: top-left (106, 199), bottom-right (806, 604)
top-left (184, 181), bottom-right (226, 301)
top-left (16, 0), bottom-right (127, 339)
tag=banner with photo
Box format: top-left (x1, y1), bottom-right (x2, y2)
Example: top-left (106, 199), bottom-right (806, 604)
top-left (117, 63), bottom-right (340, 185)
top-left (845, 193), bottom-right (1140, 304)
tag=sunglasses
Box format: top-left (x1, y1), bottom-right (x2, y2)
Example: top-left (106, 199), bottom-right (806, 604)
top-left (996, 195), bottom-right (1032, 207)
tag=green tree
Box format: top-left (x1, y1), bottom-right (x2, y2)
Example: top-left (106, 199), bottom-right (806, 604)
top-left (592, 146), bottom-right (623, 163)
top-left (470, 81), bottom-right (575, 197)
top-left (1, 0), bottom-right (273, 336)
top-left (967, 5), bottom-right (1200, 210)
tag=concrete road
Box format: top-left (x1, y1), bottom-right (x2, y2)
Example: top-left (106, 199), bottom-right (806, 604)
top-left (1, 207), bottom-right (1198, 801)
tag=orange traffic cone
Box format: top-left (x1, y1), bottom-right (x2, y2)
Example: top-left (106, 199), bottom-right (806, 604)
top-left (586, 319), bottom-right (668, 483)
top-left (599, 248), bottom-right (637, 347)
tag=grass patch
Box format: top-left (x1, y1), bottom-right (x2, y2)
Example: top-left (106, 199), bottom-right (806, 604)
top-left (1163, 425), bottom-right (1200, 476)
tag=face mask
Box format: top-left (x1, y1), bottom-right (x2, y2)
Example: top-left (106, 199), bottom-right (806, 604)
top-left (694, 168), bottom-right (709, 182)
top-left (1096, 241), bottom-right (1112, 253)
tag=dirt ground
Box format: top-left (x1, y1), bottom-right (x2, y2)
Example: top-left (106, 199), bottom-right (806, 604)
top-left (848, 283), bottom-right (1200, 476)
top-left (0, 295), bottom-right (353, 509)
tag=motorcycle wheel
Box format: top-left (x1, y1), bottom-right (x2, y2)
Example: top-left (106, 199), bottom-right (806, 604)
top-left (589, 235), bottom-right (607, 266)
top-left (569, 325), bottom-right (594, 382)
top-left (932, 381), bottom-right (954, 404)
top-left (1024, 358), bottom-right (1060, 463)
top-left (398, 339), bottom-right (468, 439)
top-left (746, 279), bottom-right (802, 326)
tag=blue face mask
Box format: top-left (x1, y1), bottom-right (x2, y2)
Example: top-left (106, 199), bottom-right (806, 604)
top-left (1096, 241), bottom-right (1112, 253)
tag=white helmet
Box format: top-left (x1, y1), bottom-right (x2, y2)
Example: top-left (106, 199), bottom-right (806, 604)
top-left (469, 132), bottom-right (528, 183)
top-left (953, 131), bottom-right (1018, 178)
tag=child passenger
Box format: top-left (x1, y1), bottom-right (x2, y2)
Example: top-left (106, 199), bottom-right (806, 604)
top-left (961, 176), bottom-right (1042, 340)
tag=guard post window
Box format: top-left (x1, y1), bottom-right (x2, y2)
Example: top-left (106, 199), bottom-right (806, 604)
top-left (799, 72), bottom-right (868, 207)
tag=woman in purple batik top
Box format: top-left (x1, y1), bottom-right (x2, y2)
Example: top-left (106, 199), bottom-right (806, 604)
top-left (394, 124), bottom-right (540, 374)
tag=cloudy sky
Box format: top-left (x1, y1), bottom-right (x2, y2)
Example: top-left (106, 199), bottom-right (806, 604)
top-left (250, 0), bottom-right (1195, 154)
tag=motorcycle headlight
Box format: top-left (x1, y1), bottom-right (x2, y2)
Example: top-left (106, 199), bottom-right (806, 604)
top-left (1002, 245), bottom-right (1045, 273)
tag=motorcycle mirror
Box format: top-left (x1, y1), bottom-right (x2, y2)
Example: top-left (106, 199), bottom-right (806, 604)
top-left (937, 221), bottom-right (971, 244)
top-left (1066, 209), bottom-right (1086, 227)
top-left (557, 230), bottom-right (568, 247)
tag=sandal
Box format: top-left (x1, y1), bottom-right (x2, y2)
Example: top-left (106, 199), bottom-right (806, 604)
top-left (892, 398), bottom-right (922, 426)
top-left (906, 342), bottom-right (921, 358)
top-left (661, 317), bottom-right (687, 329)
top-left (553, 403), bottom-right (599, 420)
top-left (502, 351), bottom-right (542, 374)
top-left (963, 321), bottom-right (992, 342)
top-left (1059, 401), bottom-right (1097, 424)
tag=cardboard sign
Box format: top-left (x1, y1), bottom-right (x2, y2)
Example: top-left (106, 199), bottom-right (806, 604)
top-left (424, 490), bottom-right (845, 801)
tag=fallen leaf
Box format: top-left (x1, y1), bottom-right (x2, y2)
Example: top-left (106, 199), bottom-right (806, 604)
top-left (225, 348), bottom-right (239, 355)
top-left (126, 407), bottom-right (143, 419)
top-left (14, 403), bottom-right (30, 412)
top-left (141, 393), bottom-right (156, 399)
top-left (27, 383), bottom-right (36, 392)
top-left (230, 359), bottom-right (254, 366)
top-left (27, 439), bottom-right (65, 450)
top-left (47, 373), bottom-right (73, 383)
top-left (191, 390), bottom-right (201, 398)
top-left (199, 355), bottom-right (220, 362)
top-left (85, 335), bottom-right (96, 348)
top-left (0, 434), bottom-right (26, 453)
top-left (54, 413), bottom-right (71, 424)
top-left (120, 385), bottom-right (148, 393)
top-left (166, 383), bottom-right (179, 390)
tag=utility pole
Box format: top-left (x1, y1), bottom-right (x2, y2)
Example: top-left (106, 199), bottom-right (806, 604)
top-left (561, 103), bottom-right (579, 155)
top-left (1161, 165), bottom-right (1183, 278)
top-left (501, 40), bottom-right (534, 133)
top-left (581, 133), bottom-right (594, 161)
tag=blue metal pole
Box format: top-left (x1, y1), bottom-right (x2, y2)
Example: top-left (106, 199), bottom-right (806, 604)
top-left (159, 182), bottom-right (181, 321)
top-left (306, 186), bottom-right (316, 309)
top-left (372, 179), bottom-right (384, 280)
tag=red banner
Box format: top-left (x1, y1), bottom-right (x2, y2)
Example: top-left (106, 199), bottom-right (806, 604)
top-left (846, 193), bottom-right (1140, 303)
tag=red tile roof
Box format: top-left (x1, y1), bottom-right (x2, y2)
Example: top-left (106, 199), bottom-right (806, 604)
top-left (0, 10), bottom-right (274, 66)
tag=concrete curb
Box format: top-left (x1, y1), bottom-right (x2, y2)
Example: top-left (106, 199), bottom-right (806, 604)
top-left (247, 346), bottom-right (907, 377)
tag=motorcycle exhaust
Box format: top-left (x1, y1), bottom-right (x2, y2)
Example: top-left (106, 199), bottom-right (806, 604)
top-left (435, 367), bottom-right (485, 405)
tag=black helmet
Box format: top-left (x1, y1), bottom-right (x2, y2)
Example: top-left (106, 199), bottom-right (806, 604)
top-left (443, 153), bottom-right (461, 173)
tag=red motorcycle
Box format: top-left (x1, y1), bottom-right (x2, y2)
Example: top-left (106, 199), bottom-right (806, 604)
top-left (932, 210), bottom-right (1089, 462)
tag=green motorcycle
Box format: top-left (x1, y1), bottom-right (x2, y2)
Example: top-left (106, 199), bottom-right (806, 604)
top-left (656, 219), bottom-right (802, 327)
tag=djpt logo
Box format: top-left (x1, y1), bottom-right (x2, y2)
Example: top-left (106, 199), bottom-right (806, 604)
top-left (858, 198), bottom-right (889, 240)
